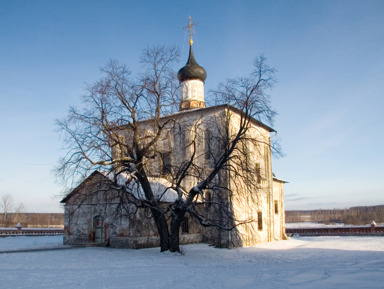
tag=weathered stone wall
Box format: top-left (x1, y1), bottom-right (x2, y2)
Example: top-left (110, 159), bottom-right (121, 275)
top-left (63, 172), bottom-right (202, 248)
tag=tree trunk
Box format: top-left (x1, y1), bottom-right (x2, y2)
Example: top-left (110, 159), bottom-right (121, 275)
top-left (136, 165), bottom-right (170, 251)
top-left (153, 213), bottom-right (170, 252)
top-left (169, 208), bottom-right (186, 252)
top-left (169, 219), bottom-right (181, 252)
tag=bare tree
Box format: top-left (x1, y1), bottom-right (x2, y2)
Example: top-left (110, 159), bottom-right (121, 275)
top-left (57, 46), bottom-right (277, 252)
top-left (13, 202), bottom-right (25, 225)
top-left (0, 194), bottom-right (14, 227)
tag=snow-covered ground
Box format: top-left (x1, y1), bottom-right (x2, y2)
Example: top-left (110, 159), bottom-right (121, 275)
top-left (285, 222), bottom-right (349, 228)
top-left (0, 235), bottom-right (65, 252)
top-left (286, 222), bottom-right (384, 228)
top-left (1, 235), bottom-right (384, 289)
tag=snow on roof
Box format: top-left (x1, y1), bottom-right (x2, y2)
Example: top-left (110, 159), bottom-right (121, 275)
top-left (104, 171), bottom-right (181, 203)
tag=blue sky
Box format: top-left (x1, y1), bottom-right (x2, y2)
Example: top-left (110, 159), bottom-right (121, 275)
top-left (0, 0), bottom-right (383, 212)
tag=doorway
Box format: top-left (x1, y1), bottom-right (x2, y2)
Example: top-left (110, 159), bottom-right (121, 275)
top-left (93, 215), bottom-right (104, 243)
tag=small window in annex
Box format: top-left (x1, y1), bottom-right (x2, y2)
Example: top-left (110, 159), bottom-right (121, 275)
top-left (257, 212), bottom-right (263, 230)
top-left (181, 217), bottom-right (189, 234)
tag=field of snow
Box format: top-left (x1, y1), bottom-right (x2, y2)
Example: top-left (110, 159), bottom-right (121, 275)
top-left (285, 222), bottom-right (350, 228)
top-left (0, 235), bottom-right (66, 252)
top-left (1, 235), bottom-right (384, 288)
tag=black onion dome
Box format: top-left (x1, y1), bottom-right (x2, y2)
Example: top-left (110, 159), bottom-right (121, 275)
top-left (177, 45), bottom-right (207, 82)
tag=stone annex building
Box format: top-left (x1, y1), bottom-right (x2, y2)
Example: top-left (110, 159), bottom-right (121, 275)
top-left (61, 31), bottom-right (286, 249)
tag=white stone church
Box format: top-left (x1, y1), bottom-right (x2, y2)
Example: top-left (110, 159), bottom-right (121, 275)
top-left (61, 33), bottom-right (286, 249)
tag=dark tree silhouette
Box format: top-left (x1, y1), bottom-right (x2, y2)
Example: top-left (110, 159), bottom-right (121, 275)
top-left (57, 46), bottom-right (277, 252)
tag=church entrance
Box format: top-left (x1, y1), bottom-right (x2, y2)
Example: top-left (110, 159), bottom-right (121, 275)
top-left (93, 215), bottom-right (104, 243)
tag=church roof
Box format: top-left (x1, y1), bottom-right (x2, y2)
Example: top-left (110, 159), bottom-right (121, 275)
top-left (177, 45), bottom-right (207, 83)
top-left (273, 177), bottom-right (289, 184)
top-left (60, 170), bottom-right (106, 203)
top-left (61, 170), bottom-right (184, 204)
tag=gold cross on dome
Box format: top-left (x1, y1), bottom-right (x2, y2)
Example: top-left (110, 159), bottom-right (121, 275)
top-left (184, 16), bottom-right (197, 45)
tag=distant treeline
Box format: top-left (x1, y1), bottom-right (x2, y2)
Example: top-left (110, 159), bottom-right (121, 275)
top-left (1, 213), bottom-right (64, 228)
top-left (286, 205), bottom-right (384, 225)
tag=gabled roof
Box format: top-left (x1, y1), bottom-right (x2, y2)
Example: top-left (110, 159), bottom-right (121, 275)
top-left (60, 170), bottom-right (182, 204)
top-left (223, 104), bottom-right (276, 133)
top-left (60, 171), bottom-right (111, 203)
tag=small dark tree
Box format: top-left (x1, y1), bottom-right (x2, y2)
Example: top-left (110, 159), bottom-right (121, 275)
top-left (57, 46), bottom-right (277, 252)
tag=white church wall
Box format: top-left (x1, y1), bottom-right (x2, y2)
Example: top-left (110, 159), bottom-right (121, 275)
top-left (225, 108), bottom-right (283, 246)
